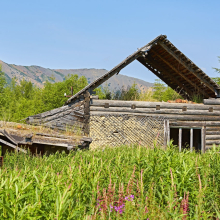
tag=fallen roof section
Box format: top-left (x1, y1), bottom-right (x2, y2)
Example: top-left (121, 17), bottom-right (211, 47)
top-left (65, 35), bottom-right (220, 104)
top-left (0, 121), bottom-right (92, 153)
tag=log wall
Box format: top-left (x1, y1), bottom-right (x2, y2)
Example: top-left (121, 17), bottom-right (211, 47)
top-left (90, 99), bottom-right (220, 151)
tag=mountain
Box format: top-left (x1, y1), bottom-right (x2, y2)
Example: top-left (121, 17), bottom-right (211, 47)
top-left (0, 60), bottom-right (153, 92)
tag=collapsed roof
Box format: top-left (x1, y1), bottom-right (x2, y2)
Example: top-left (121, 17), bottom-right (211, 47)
top-left (65, 35), bottom-right (220, 104)
top-left (0, 121), bottom-right (92, 153)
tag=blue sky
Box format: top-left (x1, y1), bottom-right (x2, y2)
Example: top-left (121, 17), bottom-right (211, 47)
top-left (1, 0), bottom-right (220, 83)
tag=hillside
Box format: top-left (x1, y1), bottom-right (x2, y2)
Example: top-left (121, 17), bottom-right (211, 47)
top-left (0, 60), bottom-right (153, 91)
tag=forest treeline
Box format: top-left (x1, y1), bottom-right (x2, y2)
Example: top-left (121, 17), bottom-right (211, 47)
top-left (0, 61), bottom-right (219, 122)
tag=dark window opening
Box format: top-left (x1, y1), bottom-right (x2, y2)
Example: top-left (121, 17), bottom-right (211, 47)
top-left (170, 128), bottom-right (201, 151)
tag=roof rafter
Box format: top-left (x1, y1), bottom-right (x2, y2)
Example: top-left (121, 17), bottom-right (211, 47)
top-left (150, 50), bottom-right (209, 98)
top-left (158, 41), bottom-right (217, 94)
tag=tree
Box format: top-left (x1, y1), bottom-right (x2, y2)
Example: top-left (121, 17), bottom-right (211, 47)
top-left (212, 56), bottom-right (220, 85)
top-left (94, 83), bottom-right (112, 100)
top-left (119, 82), bottom-right (140, 100)
top-left (152, 79), bottom-right (166, 101)
top-left (152, 79), bottom-right (182, 102)
top-left (213, 56), bottom-right (220, 74)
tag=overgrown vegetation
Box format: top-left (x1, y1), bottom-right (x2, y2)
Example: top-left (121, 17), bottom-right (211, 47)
top-left (0, 145), bottom-right (220, 219)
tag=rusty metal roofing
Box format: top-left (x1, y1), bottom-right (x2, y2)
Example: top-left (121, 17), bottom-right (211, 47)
top-left (65, 35), bottom-right (220, 104)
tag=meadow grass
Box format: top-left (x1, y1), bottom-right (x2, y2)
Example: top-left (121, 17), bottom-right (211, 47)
top-left (0, 144), bottom-right (220, 219)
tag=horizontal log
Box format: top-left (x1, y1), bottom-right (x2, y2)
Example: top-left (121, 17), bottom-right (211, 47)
top-left (90, 106), bottom-right (220, 116)
top-left (206, 131), bottom-right (220, 135)
top-left (90, 99), bottom-right (220, 110)
top-left (170, 121), bottom-right (220, 127)
top-left (90, 111), bottom-right (220, 121)
top-left (206, 127), bottom-right (220, 131)
top-left (206, 140), bottom-right (220, 145)
top-left (205, 135), bottom-right (220, 140)
top-left (204, 99), bottom-right (220, 105)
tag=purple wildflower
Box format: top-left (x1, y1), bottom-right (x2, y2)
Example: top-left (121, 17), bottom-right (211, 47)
top-left (125, 194), bottom-right (134, 201)
top-left (114, 204), bottom-right (125, 214)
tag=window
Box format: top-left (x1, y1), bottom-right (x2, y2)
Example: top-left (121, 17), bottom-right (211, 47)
top-left (170, 127), bottom-right (205, 152)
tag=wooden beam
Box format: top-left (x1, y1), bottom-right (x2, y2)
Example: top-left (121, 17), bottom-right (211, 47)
top-left (0, 139), bottom-right (27, 153)
top-left (164, 119), bottom-right (170, 147)
top-left (90, 106), bottom-right (220, 116)
top-left (90, 99), bottom-right (220, 110)
top-left (90, 111), bottom-right (220, 121)
top-left (179, 128), bottom-right (182, 152)
top-left (190, 128), bottom-right (193, 152)
top-left (150, 51), bottom-right (209, 98)
top-left (204, 99), bottom-right (220, 105)
top-left (137, 57), bottom-right (190, 99)
top-left (145, 56), bottom-right (195, 98)
top-left (206, 131), bottom-right (220, 135)
top-left (170, 121), bottom-right (220, 127)
top-left (83, 90), bottom-right (90, 135)
top-left (201, 127), bottom-right (206, 153)
top-left (158, 42), bottom-right (218, 94)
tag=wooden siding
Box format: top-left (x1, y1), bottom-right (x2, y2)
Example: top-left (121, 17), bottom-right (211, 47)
top-left (26, 100), bottom-right (86, 132)
top-left (90, 99), bottom-right (220, 151)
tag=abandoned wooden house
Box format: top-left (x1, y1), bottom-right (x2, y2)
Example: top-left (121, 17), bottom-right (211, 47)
top-left (1, 34), bottom-right (220, 154)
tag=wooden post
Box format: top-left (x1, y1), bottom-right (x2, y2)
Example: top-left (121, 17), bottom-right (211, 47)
top-left (167, 120), bottom-right (170, 145)
top-left (164, 120), bottom-right (170, 147)
top-left (179, 128), bottom-right (182, 152)
top-left (190, 128), bottom-right (193, 152)
top-left (83, 90), bottom-right (90, 136)
top-left (201, 126), bottom-right (206, 153)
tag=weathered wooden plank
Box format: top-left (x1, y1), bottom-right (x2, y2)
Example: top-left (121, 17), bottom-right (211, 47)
top-left (204, 99), bottom-right (220, 105)
top-left (170, 121), bottom-right (220, 127)
top-left (202, 126), bottom-right (206, 153)
top-left (206, 127), bottom-right (220, 131)
top-left (90, 100), bottom-right (220, 110)
top-left (36, 109), bottom-right (84, 124)
top-left (84, 91), bottom-right (90, 135)
top-left (206, 140), bottom-right (220, 145)
top-left (90, 111), bottom-right (220, 121)
top-left (27, 101), bottom-right (84, 123)
top-left (90, 106), bottom-right (220, 116)
top-left (179, 128), bottom-right (182, 152)
top-left (206, 131), bottom-right (220, 135)
top-left (0, 139), bottom-right (27, 153)
top-left (205, 135), bottom-right (220, 140)
top-left (190, 128), bottom-right (193, 152)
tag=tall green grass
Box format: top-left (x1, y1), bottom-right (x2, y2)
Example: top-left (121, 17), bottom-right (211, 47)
top-left (0, 144), bottom-right (220, 219)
